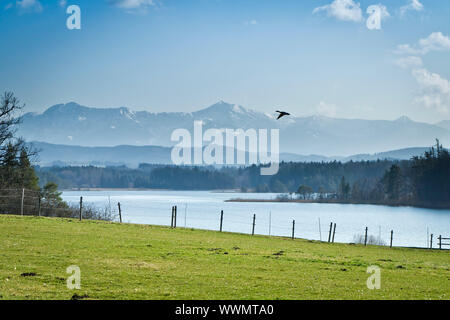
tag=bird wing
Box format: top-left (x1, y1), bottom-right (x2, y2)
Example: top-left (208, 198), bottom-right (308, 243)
top-left (277, 113), bottom-right (284, 120)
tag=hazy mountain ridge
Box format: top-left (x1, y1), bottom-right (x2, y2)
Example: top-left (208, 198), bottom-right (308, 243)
top-left (19, 101), bottom-right (450, 156)
top-left (436, 120), bottom-right (450, 131)
top-left (30, 141), bottom-right (438, 168)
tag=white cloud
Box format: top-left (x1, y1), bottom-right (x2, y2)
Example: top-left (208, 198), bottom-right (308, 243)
top-left (394, 44), bottom-right (419, 55)
top-left (16, 0), bottom-right (42, 12)
top-left (412, 68), bottom-right (450, 114)
top-left (395, 32), bottom-right (450, 55)
top-left (419, 32), bottom-right (450, 53)
top-left (412, 69), bottom-right (450, 94)
top-left (108, 0), bottom-right (155, 10)
top-left (313, 0), bottom-right (363, 22)
top-left (400, 0), bottom-right (424, 16)
top-left (316, 101), bottom-right (338, 117)
top-left (395, 56), bottom-right (423, 69)
top-left (395, 32), bottom-right (450, 115)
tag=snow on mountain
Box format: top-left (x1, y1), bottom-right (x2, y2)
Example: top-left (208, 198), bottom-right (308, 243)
top-left (18, 101), bottom-right (450, 156)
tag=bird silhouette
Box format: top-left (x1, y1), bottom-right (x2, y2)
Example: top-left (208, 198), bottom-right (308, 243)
top-left (276, 110), bottom-right (290, 120)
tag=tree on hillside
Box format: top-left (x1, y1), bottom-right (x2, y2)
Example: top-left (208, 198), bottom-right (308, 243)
top-left (382, 164), bottom-right (403, 201)
top-left (338, 176), bottom-right (350, 200)
top-left (0, 92), bottom-right (39, 189)
top-left (271, 179), bottom-right (288, 193)
top-left (411, 139), bottom-right (450, 206)
top-left (18, 149), bottom-right (39, 190)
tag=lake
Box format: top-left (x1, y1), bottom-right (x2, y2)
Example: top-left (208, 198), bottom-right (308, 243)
top-left (62, 190), bottom-right (450, 249)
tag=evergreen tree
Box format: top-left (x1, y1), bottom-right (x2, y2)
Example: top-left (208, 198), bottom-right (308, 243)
top-left (41, 182), bottom-right (66, 208)
top-left (382, 165), bottom-right (403, 201)
top-left (18, 149), bottom-right (39, 190)
top-left (339, 176), bottom-right (350, 200)
top-left (411, 140), bottom-right (450, 206)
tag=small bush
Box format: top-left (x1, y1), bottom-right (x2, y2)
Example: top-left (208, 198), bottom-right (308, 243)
top-left (276, 194), bottom-right (290, 202)
top-left (353, 234), bottom-right (386, 246)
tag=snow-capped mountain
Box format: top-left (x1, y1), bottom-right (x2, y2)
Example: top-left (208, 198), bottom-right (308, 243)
top-left (18, 101), bottom-right (450, 156)
top-left (19, 101), bottom-right (277, 147)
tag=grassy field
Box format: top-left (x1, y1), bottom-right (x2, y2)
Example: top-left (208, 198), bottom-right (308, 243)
top-left (0, 215), bottom-right (448, 300)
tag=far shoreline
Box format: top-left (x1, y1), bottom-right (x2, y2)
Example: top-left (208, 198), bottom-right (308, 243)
top-left (226, 198), bottom-right (450, 210)
top-left (61, 188), bottom-right (244, 193)
top-left (59, 189), bottom-right (450, 210)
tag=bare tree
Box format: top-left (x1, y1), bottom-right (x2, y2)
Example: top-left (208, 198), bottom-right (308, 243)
top-left (0, 92), bottom-right (38, 165)
top-left (0, 92), bottom-right (24, 163)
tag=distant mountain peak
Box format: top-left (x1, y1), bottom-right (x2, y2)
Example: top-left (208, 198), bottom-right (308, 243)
top-left (196, 101), bottom-right (252, 116)
top-left (395, 116), bottom-right (412, 123)
top-left (43, 102), bottom-right (84, 114)
top-left (207, 101), bottom-right (237, 110)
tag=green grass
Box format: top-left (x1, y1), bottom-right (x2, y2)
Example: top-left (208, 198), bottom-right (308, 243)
top-left (0, 215), bottom-right (448, 300)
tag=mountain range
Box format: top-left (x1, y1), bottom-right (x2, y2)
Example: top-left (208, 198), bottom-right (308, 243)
top-left (19, 101), bottom-right (450, 157)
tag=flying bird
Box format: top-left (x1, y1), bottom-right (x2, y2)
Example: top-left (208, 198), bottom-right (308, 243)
top-left (276, 110), bottom-right (290, 120)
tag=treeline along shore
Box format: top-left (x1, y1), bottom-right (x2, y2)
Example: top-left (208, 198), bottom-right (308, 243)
top-left (36, 140), bottom-right (450, 209)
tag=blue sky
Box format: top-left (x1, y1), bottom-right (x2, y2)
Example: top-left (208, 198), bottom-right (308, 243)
top-left (0, 0), bottom-right (449, 123)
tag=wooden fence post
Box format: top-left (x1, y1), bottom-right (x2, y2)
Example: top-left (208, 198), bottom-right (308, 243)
top-left (430, 234), bottom-right (433, 249)
top-left (318, 218), bottom-right (322, 241)
top-left (438, 235), bottom-right (442, 250)
top-left (118, 202), bottom-right (122, 223)
top-left (184, 204), bottom-right (187, 228)
top-left (174, 206), bottom-right (177, 228)
top-left (292, 220), bottom-right (295, 240)
top-left (79, 196), bottom-right (83, 221)
top-left (38, 197), bottom-right (41, 217)
top-left (328, 222), bottom-right (333, 243)
top-left (252, 214), bottom-right (256, 236)
top-left (269, 211), bottom-right (272, 237)
top-left (220, 210), bottom-right (224, 232)
top-left (390, 230), bottom-right (393, 248)
top-left (21, 188), bottom-right (25, 216)
top-left (364, 227), bottom-right (368, 246)
top-left (171, 206), bottom-right (174, 228)
top-left (332, 223), bottom-right (336, 243)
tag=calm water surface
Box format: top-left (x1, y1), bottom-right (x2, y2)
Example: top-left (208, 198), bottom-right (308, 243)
top-left (62, 190), bottom-right (450, 248)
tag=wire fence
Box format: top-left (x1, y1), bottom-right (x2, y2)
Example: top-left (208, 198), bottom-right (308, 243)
top-left (152, 205), bottom-right (448, 250)
top-left (2, 189), bottom-right (448, 250)
top-left (0, 189), bottom-right (118, 221)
